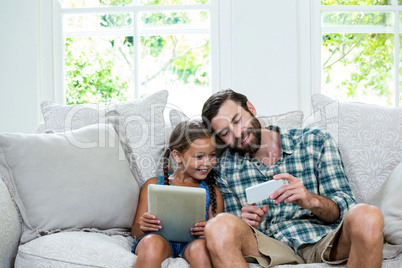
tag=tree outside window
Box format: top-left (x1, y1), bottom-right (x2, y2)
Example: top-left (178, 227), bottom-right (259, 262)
top-left (61, 0), bottom-right (212, 116)
top-left (320, 0), bottom-right (401, 107)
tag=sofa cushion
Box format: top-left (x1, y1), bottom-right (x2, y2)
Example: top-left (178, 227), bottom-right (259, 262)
top-left (40, 90), bottom-right (169, 185)
top-left (0, 174), bottom-right (20, 268)
top-left (309, 94), bottom-right (402, 203)
top-left (0, 124), bottom-right (139, 244)
top-left (257, 111), bottom-right (304, 129)
top-left (15, 232), bottom-right (190, 268)
top-left (169, 109), bottom-right (304, 131)
top-left (369, 162), bottom-right (402, 245)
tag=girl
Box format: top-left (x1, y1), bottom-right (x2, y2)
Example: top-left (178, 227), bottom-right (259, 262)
top-left (131, 120), bottom-right (224, 268)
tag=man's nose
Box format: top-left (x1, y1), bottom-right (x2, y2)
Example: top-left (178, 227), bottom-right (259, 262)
top-left (232, 125), bottom-right (242, 139)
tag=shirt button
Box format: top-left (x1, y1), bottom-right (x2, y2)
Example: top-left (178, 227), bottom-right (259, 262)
top-left (271, 220), bottom-right (275, 224)
top-left (274, 231), bottom-right (278, 235)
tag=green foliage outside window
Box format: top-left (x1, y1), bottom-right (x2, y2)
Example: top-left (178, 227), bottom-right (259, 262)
top-left (65, 0), bottom-right (210, 105)
top-left (321, 0), bottom-right (397, 106)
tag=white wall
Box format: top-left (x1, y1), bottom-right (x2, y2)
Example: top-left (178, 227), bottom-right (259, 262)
top-left (229, 1), bottom-right (299, 117)
top-left (0, 0), bottom-right (302, 133)
top-left (0, 0), bottom-right (40, 133)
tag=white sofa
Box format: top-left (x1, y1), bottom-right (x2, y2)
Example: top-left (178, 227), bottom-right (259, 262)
top-left (1, 91), bottom-right (402, 268)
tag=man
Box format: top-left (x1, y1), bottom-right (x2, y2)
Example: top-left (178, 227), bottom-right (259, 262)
top-left (201, 89), bottom-right (384, 268)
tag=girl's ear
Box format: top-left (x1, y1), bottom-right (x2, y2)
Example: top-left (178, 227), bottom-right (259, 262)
top-left (246, 101), bottom-right (257, 116)
top-left (172, 149), bottom-right (182, 164)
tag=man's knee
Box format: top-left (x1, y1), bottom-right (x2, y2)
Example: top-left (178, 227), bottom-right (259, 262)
top-left (344, 204), bottom-right (384, 241)
top-left (205, 213), bottom-right (241, 240)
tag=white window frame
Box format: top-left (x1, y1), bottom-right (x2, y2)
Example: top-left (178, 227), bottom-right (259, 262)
top-left (50, 0), bottom-right (221, 105)
top-left (299, 0), bottom-right (401, 110)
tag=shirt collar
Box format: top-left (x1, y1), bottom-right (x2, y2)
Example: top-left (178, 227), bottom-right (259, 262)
top-left (266, 125), bottom-right (295, 156)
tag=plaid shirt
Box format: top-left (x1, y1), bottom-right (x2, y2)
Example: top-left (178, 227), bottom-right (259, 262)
top-left (215, 126), bottom-right (356, 252)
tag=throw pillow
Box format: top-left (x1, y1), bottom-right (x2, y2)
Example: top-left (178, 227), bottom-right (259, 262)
top-left (310, 94), bottom-right (402, 203)
top-left (0, 124), bottom-right (140, 244)
top-left (257, 111), bottom-right (304, 129)
top-left (169, 109), bottom-right (190, 129)
top-left (40, 90), bottom-right (169, 185)
top-left (369, 162), bottom-right (402, 245)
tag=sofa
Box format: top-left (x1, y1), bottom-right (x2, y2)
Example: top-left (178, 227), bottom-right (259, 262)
top-left (1, 90), bottom-right (402, 268)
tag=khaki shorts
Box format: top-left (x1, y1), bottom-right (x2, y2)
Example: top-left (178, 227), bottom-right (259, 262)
top-left (246, 221), bottom-right (347, 267)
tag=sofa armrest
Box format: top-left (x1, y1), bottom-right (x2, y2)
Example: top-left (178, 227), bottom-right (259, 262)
top-left (0, 175), bottom-right (21, 267)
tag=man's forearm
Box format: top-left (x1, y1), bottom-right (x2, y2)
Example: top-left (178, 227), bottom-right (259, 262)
top-left (309, 194), bottom-right (340, 223)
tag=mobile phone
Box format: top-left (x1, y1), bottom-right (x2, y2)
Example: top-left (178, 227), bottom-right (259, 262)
top-left (245, 179), bottom-right (285, 204)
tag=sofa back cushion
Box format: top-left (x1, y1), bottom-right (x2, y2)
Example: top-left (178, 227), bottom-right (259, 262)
top-left (308, 94), bottom-right (402, 203)
top-left (40, 90), bottom-right (168, 185)
top-left (369, 162), bottom-right (402, 245)
top-left (0, 124), bottom-right (139, 244)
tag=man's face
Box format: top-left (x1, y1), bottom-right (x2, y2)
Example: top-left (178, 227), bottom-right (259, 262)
top-left (210, 100), bottom-right (262, 155)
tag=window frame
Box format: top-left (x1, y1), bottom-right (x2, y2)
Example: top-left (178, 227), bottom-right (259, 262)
top-left (51, 0), bottom-right (221, 105)
top-left (299, 0), bottom-right (401, 110)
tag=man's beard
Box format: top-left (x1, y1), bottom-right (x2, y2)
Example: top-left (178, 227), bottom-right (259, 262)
top-left (229, 116), bottom-right (262, 156)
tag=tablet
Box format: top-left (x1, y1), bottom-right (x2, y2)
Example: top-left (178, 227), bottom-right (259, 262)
top-left (148, 184), bottom-right (206, 243)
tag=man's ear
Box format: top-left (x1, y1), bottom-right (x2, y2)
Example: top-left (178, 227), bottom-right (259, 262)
top-left (246, 101), bottom-right (257, 116)
top-left (172, 150), bottom-right (182, 164)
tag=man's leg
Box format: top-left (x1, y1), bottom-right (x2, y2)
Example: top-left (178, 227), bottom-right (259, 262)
top-left (204, 213), bottom-right (263, 268)
top-left (330, 204), bottom-right (384, 268)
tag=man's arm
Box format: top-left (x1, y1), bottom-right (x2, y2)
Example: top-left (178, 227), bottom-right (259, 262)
top-left (270, 173), bottom-right (340, 223)
top-left (270, 132), bottom-right (355, 224)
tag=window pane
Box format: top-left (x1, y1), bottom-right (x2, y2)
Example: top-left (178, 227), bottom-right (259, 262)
top-left (62, 0), bottom-right (133, 8)
top-left (139, 34), bottom-right (210, 116)
top-left (65, 36), bottom-right (134, 104)
top-left (139, 11), bottom-right (209, 28)
top-left (321, 0), bottom-right (390, 5)
top-left (64, 14), bottom-right (133, 32)
top-left (322, 12), bottom-right (393, 27)
top-left (321, 33), bottom-right (395, 106)
top-left (139, 0), bottom-right (209, 5)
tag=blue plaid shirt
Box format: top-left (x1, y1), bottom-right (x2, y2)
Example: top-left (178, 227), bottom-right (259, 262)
top-left (215, 126), bottom-right (356, 252)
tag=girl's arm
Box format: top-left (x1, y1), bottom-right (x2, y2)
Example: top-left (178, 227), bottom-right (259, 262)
top-left (131, 177), bottom-right (159, 238)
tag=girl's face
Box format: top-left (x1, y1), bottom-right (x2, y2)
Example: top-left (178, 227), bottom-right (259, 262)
top-left (178, 138), bottom-right (217, 181)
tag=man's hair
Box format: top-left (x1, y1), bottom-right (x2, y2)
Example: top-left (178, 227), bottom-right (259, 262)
top-left (201, 89), bottom-right (250, 128)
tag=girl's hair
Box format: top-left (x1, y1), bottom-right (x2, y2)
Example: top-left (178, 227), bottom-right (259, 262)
top-left (163, 120), bottom-right (217, 216)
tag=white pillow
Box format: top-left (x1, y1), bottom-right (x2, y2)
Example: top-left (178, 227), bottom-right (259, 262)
top-left (168, 109), bottom-right (304, 130)
top-left (169, 109), bottom-right (190, 129)
top-left (310, 94), bottom-right (402, 203)
top-left (41, 90), bottom-right (169, 185)
top-left (0, 124), bottom-right (140, 244)
top-left (257, 111), bottom-right (304, 129)
top-left (369, 162), bottom-right (402, 245)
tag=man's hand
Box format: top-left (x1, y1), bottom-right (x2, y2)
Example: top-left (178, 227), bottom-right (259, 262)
top-left (191, 221), bottom-right (207, 238)
top-left (270, 173), bottom-right (340, 223)
top-left (241, 203), bottom-right (269, 228)
top-left (269, 173), bottom-right (317, 210)
top-left (139, 212), bottom-right (162, 232)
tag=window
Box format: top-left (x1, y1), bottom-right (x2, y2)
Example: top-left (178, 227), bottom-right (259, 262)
top-left (55, 0), bottom-right (218, 116)
top-left (314, 0), bottom-right (401, 107)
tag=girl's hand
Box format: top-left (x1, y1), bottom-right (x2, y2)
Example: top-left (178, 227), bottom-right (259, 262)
top-left (139, 212), bottom-right (162, 232)
top-left (191, 221), bottom-right (206, 238)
